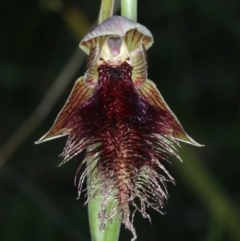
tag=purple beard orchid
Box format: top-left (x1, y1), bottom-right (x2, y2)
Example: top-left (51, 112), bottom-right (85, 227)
top-left (37, 16), bottom-right (201, 240)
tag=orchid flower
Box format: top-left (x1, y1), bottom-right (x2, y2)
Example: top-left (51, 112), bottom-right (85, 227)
top-left (37, 15), bottom-right (201, 240)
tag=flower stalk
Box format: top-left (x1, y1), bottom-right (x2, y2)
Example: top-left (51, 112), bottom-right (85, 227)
top-left (98, 0), bottom-right (115, 24)
top-left (121, 0), bottom-right (137, 22)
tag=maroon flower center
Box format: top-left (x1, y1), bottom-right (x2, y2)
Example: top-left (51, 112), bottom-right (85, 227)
top-left (62, 62), bottom-right (179, 238)
top-left (67, 62), bottom-right (174, 185)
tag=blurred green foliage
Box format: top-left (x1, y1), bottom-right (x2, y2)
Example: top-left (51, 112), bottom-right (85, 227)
top-left (0, 0), bottom-right (240, 241)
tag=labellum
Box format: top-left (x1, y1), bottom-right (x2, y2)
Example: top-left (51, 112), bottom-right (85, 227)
top-left (37, 16), bottom-right (201, 240)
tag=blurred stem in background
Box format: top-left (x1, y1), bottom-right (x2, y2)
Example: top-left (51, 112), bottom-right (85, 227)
top-left (0, 0), bottom-right (92, 168)
top-left (176, 148), bottom-right (240, 241)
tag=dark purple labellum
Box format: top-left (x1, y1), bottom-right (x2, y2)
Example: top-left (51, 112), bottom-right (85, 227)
top-left (61, 63), bottom-right (181, 238)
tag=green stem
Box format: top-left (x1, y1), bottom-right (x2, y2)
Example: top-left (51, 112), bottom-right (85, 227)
top-left (103, 202), bottom-right (122, 241)
top-left (88, 189), bottom-right (105, 241)
top-left (121, 0), bottom-right (137, 21)
top-left (98, 0), bottom-right (115, 24)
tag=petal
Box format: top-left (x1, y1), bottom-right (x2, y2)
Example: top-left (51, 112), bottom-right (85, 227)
top-left (80, 15), bottom-right (153, 55)
top-left (84, 45), bottom-right (100, 88)
top-left (36, 77), bottom-right (94, 143)
top-left (124, 28), bottom-right (152, 53)
top-left (131, 44), bottom-right (148, 88)
top-left (137, 79), bottom-right (203, 146)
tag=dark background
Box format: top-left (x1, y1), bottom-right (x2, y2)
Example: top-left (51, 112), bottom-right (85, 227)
top-left (0, 0), bottom-right (240, 241)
